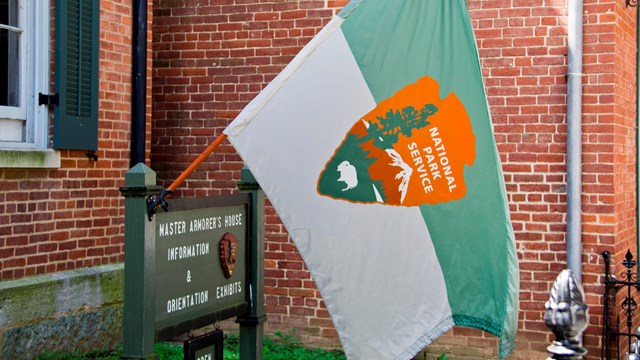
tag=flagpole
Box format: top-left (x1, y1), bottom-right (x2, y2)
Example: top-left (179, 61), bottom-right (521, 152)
top-left (146, 133), bottom-right (228, 219)
top-left (169, 133), bottom-right (229, 192)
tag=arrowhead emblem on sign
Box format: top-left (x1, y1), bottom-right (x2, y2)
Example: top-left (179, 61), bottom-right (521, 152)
top-left (219, 232), bottom-right (238, 279)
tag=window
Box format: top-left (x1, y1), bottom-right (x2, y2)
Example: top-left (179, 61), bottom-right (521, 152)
top-left (0, 0), bottom-right (50, 150)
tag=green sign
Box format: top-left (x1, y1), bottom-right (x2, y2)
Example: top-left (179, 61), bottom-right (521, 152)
top-left (155, 195), bottom-right (250, 338)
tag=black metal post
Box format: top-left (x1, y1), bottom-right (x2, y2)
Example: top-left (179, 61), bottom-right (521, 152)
top-left (602, 250), bottom-right (640, 359)
top-left (131, 0), bottom-right (147, 167)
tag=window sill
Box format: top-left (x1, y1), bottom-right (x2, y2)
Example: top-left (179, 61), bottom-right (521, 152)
top-left (0, 149), bottom-right (61, 168)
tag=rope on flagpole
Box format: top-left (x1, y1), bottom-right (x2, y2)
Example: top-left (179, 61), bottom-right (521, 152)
top-left (147, 133), bottom-right (229, 220)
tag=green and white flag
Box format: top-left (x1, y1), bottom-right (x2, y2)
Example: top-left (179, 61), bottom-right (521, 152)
top-left (225, 1), bottom-right (519, 358)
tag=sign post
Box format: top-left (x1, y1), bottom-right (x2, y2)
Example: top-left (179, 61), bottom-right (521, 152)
top-left (237, 167), bottom-right (267, 360)
top-left (120, 164), bottom-right (265, 360)
top-left (120, 163), bottom-right (160, 359)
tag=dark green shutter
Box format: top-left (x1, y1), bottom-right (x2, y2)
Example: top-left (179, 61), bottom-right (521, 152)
top-left (53, 0), bottom-right (100, 151)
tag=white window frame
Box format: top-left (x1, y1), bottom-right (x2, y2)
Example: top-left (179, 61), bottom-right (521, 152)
top-left (0, 0), bottom-right (50, 150)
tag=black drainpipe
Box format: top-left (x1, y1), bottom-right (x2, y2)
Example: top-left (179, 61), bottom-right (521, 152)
top-left (131, 0), bottom-right (147, 167)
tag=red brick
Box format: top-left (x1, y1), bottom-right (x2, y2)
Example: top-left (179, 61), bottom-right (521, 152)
top-left (0, 0), bottom-right (629, 357)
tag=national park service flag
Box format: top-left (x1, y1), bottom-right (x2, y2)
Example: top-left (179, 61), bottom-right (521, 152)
top-left (224, 1), bottom-right (519, 359)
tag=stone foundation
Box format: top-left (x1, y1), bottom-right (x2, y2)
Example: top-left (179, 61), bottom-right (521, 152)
top-left (0, 264), bottom-right (124, 360)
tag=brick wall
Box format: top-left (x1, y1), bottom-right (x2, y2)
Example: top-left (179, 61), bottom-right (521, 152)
top-left (150, 0), bottom-right (633, 358)
top-left (3, 0), bottom-right (633, 358)
top-left (609, 1), bottom-right (637, 358)
top-left (0, 1), bottom-right (152, 280)
top-left (472, 0), bottom-right (574, 356)
top-left (612, 2), bottom-right (638, 280)
top-left (151, 0), bottom-right (349, 347)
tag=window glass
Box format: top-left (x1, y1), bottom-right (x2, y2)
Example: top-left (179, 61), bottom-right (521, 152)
top-left (0, 0), bottom-right (52, 150)
top-left (0, 0), bottom-right (21, 107)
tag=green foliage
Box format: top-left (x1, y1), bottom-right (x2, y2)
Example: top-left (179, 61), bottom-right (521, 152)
top-left (36, 330), bottom-right (345, 360)
top-left (36, 343), bottom-right (183, 360)
top-left (223, 333), bottom-right (240, 360)
top-left (262, 330), bottom-right (345, 360)
top-left (437, 353), bottom-right (448, 360)
top-left (154, 342), bottom-right (183, 360)
top-left (35, 344), bottom-right (123, 360)
top-left (223, 331), bottom-right (345, 360)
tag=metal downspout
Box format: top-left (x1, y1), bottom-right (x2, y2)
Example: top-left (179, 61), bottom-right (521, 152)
top-left (567, 0), bottom-right (584, 282)
top-left (131, 0), bottom-right (147, 167)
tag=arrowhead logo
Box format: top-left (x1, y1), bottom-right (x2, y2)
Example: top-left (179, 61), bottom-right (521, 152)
top-left (219, 232), bottom-right (238, 279)
top-left (317, 76), bottom-right (476, 206)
